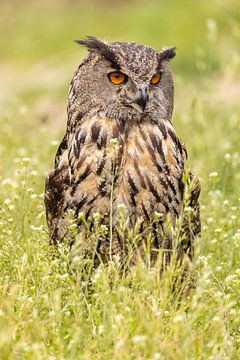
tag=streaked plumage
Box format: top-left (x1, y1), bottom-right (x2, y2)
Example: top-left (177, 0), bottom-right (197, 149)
top-left (45, 37), bottom-right (200, 266)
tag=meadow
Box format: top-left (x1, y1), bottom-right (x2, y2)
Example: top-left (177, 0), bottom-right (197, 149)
top-left (0, 0), bottom-right (240, 358)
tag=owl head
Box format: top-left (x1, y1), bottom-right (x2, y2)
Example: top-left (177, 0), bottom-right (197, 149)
top-left (69, 36), bottom-right (176, 127)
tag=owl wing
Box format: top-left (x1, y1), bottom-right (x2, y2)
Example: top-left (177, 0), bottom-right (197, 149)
top-left (178, 171), bottom-right (201, 259)
top-left (165, 134), bottom-right (201, 259)
top-left (54, 134), bottom-right (68, 167)
top-left (44, 135), bottom-right (70, 244)
top-left (44, 121), bottom-right (106, 244)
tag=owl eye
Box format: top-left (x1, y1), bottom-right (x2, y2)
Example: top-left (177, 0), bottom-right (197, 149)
top-left (150, 73), bottom-right (161, 85)
top-left (108, 71), bottom-right (128, 85)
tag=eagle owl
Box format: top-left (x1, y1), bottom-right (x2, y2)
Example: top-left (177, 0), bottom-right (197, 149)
top-left (45, 37), bottom-right (200, 267)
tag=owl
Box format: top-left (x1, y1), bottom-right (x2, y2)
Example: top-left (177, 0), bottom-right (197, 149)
top-left (44, 36), bottom-right (200, 268)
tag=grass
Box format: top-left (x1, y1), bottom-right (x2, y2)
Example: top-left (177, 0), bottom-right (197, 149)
top-left (0, 0), bottom-right (240, 358)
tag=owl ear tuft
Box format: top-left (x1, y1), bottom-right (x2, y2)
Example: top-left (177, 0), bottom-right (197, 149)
top-left (75, 36), bottom-right (107, 52)
top-left (75, 36), bottom-right (120, 68)
top-left (159, 47), bottom-right (176, 62)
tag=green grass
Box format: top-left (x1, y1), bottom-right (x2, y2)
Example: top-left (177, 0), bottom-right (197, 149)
top-left (1, 0), bottom-right (240, 358)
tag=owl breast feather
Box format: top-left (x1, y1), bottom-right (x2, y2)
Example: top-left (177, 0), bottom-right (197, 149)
top-left (66, 115), bottom-right (186, 221)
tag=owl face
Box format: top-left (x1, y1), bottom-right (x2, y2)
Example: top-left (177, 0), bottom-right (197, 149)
top-left (72, 37), bottom-right (176, 125)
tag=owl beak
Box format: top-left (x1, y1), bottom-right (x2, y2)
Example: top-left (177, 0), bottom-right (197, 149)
top-left (136, 85), bottom-right (149, 112)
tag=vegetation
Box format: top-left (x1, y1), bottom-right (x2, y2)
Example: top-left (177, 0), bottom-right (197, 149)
top-left (0, 0), bottom-right (240, 358)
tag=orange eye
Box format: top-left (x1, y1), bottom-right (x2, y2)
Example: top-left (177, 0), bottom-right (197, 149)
top-left (108, 71), bottom-right (128, 85)
top-left (150, 73), bottom-right (161, 85)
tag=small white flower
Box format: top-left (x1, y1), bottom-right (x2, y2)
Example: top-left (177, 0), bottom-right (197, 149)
top-left (153, 211), bottom-right (164, 220)
top-left (115, 338), bottom-right (125, 351)
top-left (118, 203), bottom-right (126, 211)
top-left (229, 308), bottom-right (236, 315)
top-left (2, 178), bottom-right (17, 188)
top-left (30, 225), bottom-right (43, 231)
top-left (72, 256), bottom-right (81, 264)
top-left (224, 153), bottom-right (231, 161)
top-left (210, 239), bottom-right (217, 244)
top-left (184, 206), bottom-right (193, 214)
top-left (132, 335), bottom-right (147, 343)
top-left (98, 324), bottom-right (104, 335)
top-left (173, 314), bottom-right (185, 323)
top-left (92, 267), bottom-right (102, 282)
top-left (114, 313), bottom-right (123, 323)
top-left (78, 212), bottom-right (85, 221)
top-left (224, 294), bottom-right (231, 300)
top-left (209, 172), bottom-right (218, 178)
top-left (93, 212), bottom-right (101, 221)
top-left (22, 157), bottom-right (31, 164)
top-left (225, 275), bottom-right (236, 284)
top-left (213, 291), bottom-right (222, 298)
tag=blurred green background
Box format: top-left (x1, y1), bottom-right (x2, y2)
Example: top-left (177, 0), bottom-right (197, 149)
top-left (1, 0), bottom-right (240, 98)
top-left (0, 0), bottom-right (240, 192)
top-left (1, 0), bottom-right (240, 70)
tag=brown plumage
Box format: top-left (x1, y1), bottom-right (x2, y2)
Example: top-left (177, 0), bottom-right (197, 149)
top-left (45, 37), bottom-right (200, 267)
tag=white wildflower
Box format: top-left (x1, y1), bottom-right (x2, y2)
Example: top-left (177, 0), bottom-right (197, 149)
top-left (173, 314), bottom-right (185, 323)
top-left (132, 335), bottom-right (147, 343)
top-left (209, 171), bottom-right (218, 178)
top-left (98, 324), bottom-right (104, 335)
top-left (22, 157), bottom-right (31, 164)
top-left (225, 275), bottom-right (236, 284)
top-left (224, 153), bottom-right (231, 161)
top-left (114, 313), bottom-right (123, 323)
